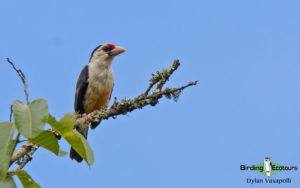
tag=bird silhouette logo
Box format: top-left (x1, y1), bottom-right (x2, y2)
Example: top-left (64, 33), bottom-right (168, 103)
top-left (263, 157), bottom-right (272, 178)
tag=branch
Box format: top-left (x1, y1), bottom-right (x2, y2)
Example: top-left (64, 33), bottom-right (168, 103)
top-left (75, 59), bottom-right (198, 128)
top-left (10, 143), bottom-right (34, 165)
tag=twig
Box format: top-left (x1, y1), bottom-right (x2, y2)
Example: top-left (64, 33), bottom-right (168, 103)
top-left (143, 60), bottom-right (180, 96)
top-left (9, 105), bottom-right (13, 122)
top-left (11, 133), bottom-right (21, 159)
top-left (9, 105), bottom-right (20, 156)
top-left (6, 58), bottom-right (29, 104)
top-left (155, 59), bottom-right (180, 91)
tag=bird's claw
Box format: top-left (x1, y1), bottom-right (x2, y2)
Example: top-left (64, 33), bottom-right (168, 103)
top-left (82, 113), bottom-right (90, 121)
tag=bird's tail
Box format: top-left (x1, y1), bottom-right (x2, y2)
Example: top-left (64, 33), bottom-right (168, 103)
top-left (70, 122), bottom-right (89, 163)
top-left (90, 120), bottom-right (101, 129)
top-left (70, 147), bottom-right (83, 162)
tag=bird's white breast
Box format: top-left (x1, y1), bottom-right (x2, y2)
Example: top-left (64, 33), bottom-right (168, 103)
top-left (88, 60), bottom-right (114, 90)
top-left (83, 60), bottom-right (114, 113)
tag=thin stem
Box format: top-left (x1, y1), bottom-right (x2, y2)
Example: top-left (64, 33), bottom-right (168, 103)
top-left (11, 132), bottom-right (21, 154)
top-left (6, 58), bottom-right (29, 104)
top-left (9, 105), bottom-right (13, 122)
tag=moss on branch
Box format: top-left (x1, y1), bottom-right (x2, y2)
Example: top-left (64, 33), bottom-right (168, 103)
top-left (74, 59), bottom-right (197, 128)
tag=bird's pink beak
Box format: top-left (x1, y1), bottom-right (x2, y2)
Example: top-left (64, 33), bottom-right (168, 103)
top-left (110, 46), bottom-right (126, 56)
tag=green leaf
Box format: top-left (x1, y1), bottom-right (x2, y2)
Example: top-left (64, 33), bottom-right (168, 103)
top-left (0, 122), bottom-right (15, 180)
top-left (13, 99), bottom-right (48, 138)
top-left (48, 113), bottom-right (94, 165)
top-left (73, 130), bottom-right (94, 164)
top-left (0, 176), bottom-right (17, 188)
top-left (28, 130), bottom-right (59, 155)
top-left (15, 170), bottom-right (40, 188)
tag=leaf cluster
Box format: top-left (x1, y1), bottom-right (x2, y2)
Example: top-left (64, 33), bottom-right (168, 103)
top-left (0, 99), bottom-right (94, 187)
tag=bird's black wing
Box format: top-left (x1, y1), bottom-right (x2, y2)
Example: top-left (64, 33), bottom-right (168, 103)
top-left (71, 65), bottom-right (89, 162)
top-left (74, 65), bottom-right (89, 113)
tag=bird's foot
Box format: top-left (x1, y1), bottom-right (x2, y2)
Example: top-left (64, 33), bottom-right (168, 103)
top-left (82, 113), bottom-right (90, 121)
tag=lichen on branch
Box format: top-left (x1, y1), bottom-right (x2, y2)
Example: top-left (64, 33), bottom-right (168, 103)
top-left (74, 59), bottom-right (197, 128)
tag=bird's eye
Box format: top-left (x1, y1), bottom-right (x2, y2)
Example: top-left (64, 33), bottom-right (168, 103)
top-left (102, 46), bottom-right (111, 52)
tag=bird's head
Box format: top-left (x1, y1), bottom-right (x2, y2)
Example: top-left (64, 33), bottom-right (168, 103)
top-left (89, 43), bottom-right (126, 62)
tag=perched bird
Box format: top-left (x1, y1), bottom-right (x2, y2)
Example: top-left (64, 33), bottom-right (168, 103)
top-left (70, 43), bottom-right (126, 162)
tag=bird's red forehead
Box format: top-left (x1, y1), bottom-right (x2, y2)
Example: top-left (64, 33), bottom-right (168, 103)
top-left (106, 44), bottom-right (115, 48)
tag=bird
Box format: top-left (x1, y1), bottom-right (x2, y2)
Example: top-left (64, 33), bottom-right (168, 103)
top-left (70, 43), bottom-right (126, 162)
